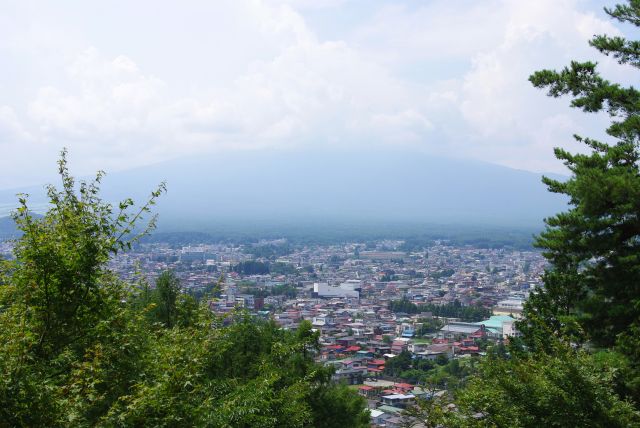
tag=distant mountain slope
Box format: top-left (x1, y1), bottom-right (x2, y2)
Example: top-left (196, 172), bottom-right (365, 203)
top-left (0, 149), bottom-right (568, 232)
top-left (0, 216), bottom-right (16, 237)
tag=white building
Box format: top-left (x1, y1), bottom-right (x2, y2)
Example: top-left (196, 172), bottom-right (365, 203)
top-left (312, 282), bottom-right (359, 298)
top-left (493, 298), bottom-right (524, 318)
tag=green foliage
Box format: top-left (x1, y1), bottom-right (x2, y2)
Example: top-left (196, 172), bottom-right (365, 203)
top-left (328, 254), bottom-right (344, 265)
top-left (380, 272), bottom-right (397, 282)
top-left (230, 260), bottom-right (296, 276)
top-left (308, 384), bottom-right (371, 428)
top-left (449, 1), bottom-right (640, 423)
top-left (399, 237), bottom-right (434, 253)
top-left (244, 242), bottom-right (292, 259)
top-left (523, 0), bottom-right (640, 352)
top-left (154, 270), bottom-right (180, 328)
top-left (518, 3), bottom-right (640, 405)
top-left (104, 316), bottom-right (368, 427)
top-left (384, 350), bottom-right (413, 376)
top-left (233, 260), bottom-right (270, 275)
top-left (389, 298), bottom-right (491, 322)
top-left (416, 318), bottom-right (444, 336)
top-left (0, 150), bottom-right (165, 426)
top-left (387, 353), bottom-right (478, 390)
top-left (401, 388), bottom-right (449, 428)
top-left (0, 152), bottom-right (368, 427)
top-left (3, 151), bottom-right (164, 360)
top-left (270, 262), bottom-right (297, 275)
top-left (448, 343), bottom-right (640, 427)
top-left (241, 283), bottom-right (298, 299)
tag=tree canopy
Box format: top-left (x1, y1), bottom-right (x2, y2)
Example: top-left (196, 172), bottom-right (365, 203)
top-left (432, 2), bottom-right (640, 425)
top-left (519, 1), bottom-right (640, 398)
top-left (0, 151), bottom-right (369, 427)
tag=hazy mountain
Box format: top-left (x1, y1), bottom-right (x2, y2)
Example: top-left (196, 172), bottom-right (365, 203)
top-left (0, 216), bottom-right (18, 239)
top-left (0, 149), bottom-right (567, 234)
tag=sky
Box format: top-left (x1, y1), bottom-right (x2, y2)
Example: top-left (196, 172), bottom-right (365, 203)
top-left (0, 0), bottom-right (635, 189)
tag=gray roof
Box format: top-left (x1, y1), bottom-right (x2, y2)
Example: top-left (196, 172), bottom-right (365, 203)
top-left (440, 322), bottom-right (481, 334)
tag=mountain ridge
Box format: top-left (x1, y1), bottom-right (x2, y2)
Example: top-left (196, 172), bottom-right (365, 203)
top-left (0, 149), bottom-right (568, 233)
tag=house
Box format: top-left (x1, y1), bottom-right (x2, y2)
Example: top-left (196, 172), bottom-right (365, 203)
top-left (439, 322), bottom-right (486, 340)
top-left (332, 366), bottom-right (367, 385)
top-left (493, 298), bottom-right (524, 318)
top-left (369, 409), bottom-right (386, 426)
top-left (391, 338), bottom-right (411, 354)
top-left (329, 358), bottom-right (368, 384)
top-left (358, 385), bottom-right (376, 398)
top-left (408, 341), bottom-right (430, 353)
top-left (502, 319), bottom-right (521, 338)
top-left (313, 282), bottom-right (359, 299)
top-left (312, 315), bottom-right (334, 328)
top-left (392, 383), bottom-right (414, 394)
top-left (381, 393), bottom-right (415, 408)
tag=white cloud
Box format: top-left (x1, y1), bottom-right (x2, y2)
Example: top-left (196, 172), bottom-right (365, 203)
top-left (352, 1), bottom-right (507, 65)
top-left (29, 49), bottom-right (166, 139)
top-left (0, 105), bottom-right (31, 142)
top-left (0, 0), bottom-right (632, 187)
top-left (455, 0), bottom-right (622, 171)
top-left (22, 17), bottom-right (436, 164)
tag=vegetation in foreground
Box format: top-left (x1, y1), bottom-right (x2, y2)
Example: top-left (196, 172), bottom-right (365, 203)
top-left (406, 1), bottom-right (640, 426)
top-left (0, 152), bottom-right (369, 427)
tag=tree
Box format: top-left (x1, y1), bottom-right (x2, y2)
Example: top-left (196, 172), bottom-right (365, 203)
top-left (104, 315), bottom-right (370, 427)
top-left (518, 0), bottom-right (640, 384)
top-left (154, 270), bottom-right (181, 328)
top-left (385, 350), bottom-right (413, 377)
top-left (448, 342), bottom-right (640, 427)
top-left (233, 260), bottom-right (270, 275)
top-left (0, 151), bottom-right (370, 426)
top-left (0, 149), bottom-right (165, 425)
top-left (446, 2), bottom-right (640, 423)
top-left (4, 151), bottom-right (164, 358)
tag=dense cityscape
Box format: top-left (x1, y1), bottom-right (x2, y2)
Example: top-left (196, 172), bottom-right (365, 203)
top-left (99, 238), bottom-right (542, 427)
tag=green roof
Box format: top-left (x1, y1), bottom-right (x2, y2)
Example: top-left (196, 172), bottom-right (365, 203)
top-left (474, 315), bottom-right (515, 330)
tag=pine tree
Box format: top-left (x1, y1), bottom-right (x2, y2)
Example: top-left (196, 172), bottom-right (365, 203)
top-left (437, 3), bottom-right (640, 424)
top-left (519, 0), bottom-right (640, 363)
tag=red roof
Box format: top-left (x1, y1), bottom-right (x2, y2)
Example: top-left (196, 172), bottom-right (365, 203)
top-left (345, 346), bottom-right (361, 352)
top-left (394, 383), bottom-right (413, 389)
top-left (358, 385), bottom-right (374, 391)
top-left (326, 345), bottom-right (343, 350)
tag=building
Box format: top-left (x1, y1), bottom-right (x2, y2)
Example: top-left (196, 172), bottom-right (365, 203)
top-left (493, 298), bottom-right (524, 317)
top-left (312, 282), bottom-right (359, 299)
